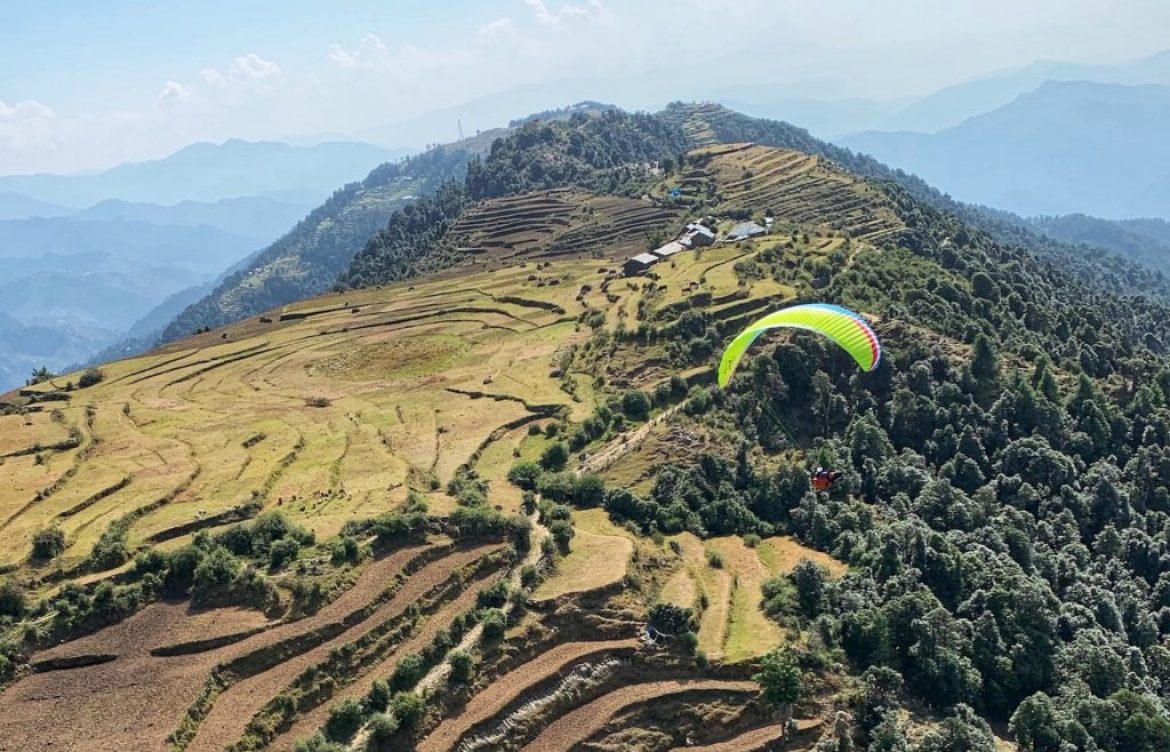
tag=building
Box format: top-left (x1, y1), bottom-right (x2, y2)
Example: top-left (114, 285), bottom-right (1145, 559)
top-left (650, 240), bottom-right (685, 259)
top-left (725, 221), bottom-right (767, 242)
top-left (623, 252), bottom-right (661, 276)
top-left (680, 223), bottom-right (716, 248)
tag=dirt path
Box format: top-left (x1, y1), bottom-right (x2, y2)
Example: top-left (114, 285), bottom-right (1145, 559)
top-left (417, 639), bottom-right (640, 752)
top-left (519, 680), bottom-right (759, 752)
top-left (270, 568), bottom-right (508, 751)
top-left (188, 544), bottom-right (499, 752)
top-left (665, 719), bottom-right (822, 752)
top-left (577, 405), bottom-right (681, 476)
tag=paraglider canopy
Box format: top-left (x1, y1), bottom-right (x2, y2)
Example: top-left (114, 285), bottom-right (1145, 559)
top-left (718, 303), bottom-right (881, 387)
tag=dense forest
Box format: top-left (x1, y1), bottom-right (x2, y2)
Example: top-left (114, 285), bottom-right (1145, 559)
top-left (560, 178), bottom-right (1170, 749)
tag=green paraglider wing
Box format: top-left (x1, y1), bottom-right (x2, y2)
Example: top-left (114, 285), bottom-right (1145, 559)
top-left (718, 303), bottom-right (881, 387)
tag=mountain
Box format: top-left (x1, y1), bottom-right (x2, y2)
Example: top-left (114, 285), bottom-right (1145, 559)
top-left (156, 129), bottom-right (505, 343)
top-left (880, 48), bottom-right (1170, 133)
top-left (71, 196), bottom-right (315, 242)
top-left (0, 310), bottom-right (114, 390)
top-left (0, 140), bottom-right (413, 207)
top-left (0, 192), bottom-right (72, 220)
top-left (8, 102), bottom-right (1170, 752)
top-left (841, 81), bottom-right (1170, 219)
top-left (1021, 214), bottom-right (1170, 274)
top-left (0, 216), bottom-right (259, 274)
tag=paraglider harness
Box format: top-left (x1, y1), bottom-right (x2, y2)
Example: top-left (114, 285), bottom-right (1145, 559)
top-left (811, 467), bottom-right (841, 492)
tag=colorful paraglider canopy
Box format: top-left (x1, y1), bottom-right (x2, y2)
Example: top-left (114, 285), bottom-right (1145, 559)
top-left (718, 303), bottom-right (881, 387)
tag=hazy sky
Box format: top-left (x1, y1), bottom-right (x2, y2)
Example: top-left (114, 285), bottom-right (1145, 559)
top-left (2, 0), bottom-right (1168, 174)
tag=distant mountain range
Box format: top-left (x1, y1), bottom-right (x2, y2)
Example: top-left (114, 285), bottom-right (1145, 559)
top-left (0, 139), bottom-right (413, 207)
top-left (841, 81), bottom-right (1170, 218)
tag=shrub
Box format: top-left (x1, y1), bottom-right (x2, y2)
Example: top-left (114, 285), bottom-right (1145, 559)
top-left (331, 536), bottom-right (362, 565)
top-left (324, 697), bottom-right (365, 742)
top-left (480, 608), bottom-right (507, 639)
top-left (191, 546), bottom-right (240, 603)
top-left (621, 389), bottom-right (652, 421)
top-left (78, 368), bottom-right (105, 388)
top-left (649, 602), bottom-right (696, 634)
top-left (573, 474), bottom-right (606, 507)
top-left (391, 652), bottom-right (425, 690)
top-left (549, 520), bottom-right (574, 553)
top-left (366, 679), bottom-right (392, 711)
top-left (293, 734), bottom-right (346, 752)
top-left (31, 526), bottom-right (66, 561)
top-left (448, 649), bottom-right (474, 684)
top-left (539, 442), bottom-right (569, 471)
top-left (527, 423), bottom-right (543, 436)
top-left (305, 396), bottom-right (332, 408)
top-left (0, 581), bottom-right (26, 618)
top-left (389, 692), bottom-right (424, 728)
top-left (269, 537), bottom-right (300, 569)
top-left (476, 580), bottom-right (510, 609)
top-left (536, 471), bottom-right (576, 502)
top-left (367, 712), bottom-right (399, 747)
top-left (706, 550), bottom-right (724, 569)
top-left (507, 461), bottom-right (543, 490)
top-left (743, 533), bottom-right (762, 548)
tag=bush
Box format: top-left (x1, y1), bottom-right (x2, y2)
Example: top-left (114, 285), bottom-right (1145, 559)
top-left (743, 533), bottom-right (762, 548)
top-left (706, 550), bottom-right (724, 569)
top-left (269, 537), bottom-right (300, 569)
top-left (621, 389), bottom-right (652, 421)
top-left (549, 520), bottom-right (574, 553)
top-left (31, 526), bottom-right (66, 561)
top-left (448, 649), bottom-right (474, 684)
top-left (391, 652), bottom-right (425, 690)
top-left (78, 368), bottom-right (105, 388)
top-left (293, 734), bottom-right (346, 752)
top-left (324, 697), bottom-right (365, 742)
top-left (536, 471), bottom-right (576, 502)
top-left (0, 581), bottom-right (26, 618)
top-left (527, 423), bottom-right (543, 436)
top-left (480, 608), bottom-right (507, 639)
top-left (507, 461), bottom-right (543, 490)
top-left (573, 474), bottom-right (606, 507)
top-left (367, 712), bottom-right (399, 748)
top-left (191, 546), bottom-right (241, 603)
top-left (476, 580), bottom-right (510, 609)
top-left (331, 536), bottom-right (362, 565)
top-left (366, 678), bottom-right (391, 712)
top-left (539, 442), bottom-right (569, 471)
top-left (305, 396), bottom-right (332, 408)
top-left (649, 602), bottom-right (696, 634)
top-left (389, 692), bottom-right (424, 728)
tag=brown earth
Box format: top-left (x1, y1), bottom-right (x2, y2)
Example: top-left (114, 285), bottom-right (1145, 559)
top-left (270, 567), bottom-right (509, 750)
top-left (417, 639), bottom-right (641, 752)
top-left (519, 680), bottom-right (758, 752)
top-left (665, 719), bottom-right (823, 752)
top-left (188, 543), bottom-right (500, 752)
top-left (0, 543), bottom-right (427, 752)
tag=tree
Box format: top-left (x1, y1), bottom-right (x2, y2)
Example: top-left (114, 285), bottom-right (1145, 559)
top-left (323, 697), bottom-right (364, 742)
top-left (572, 474), bottom-right (606, 507)
top-left (915, 705), bottom-right (995, 752)
top-left (0, 581), bottom-right (26, 618)
top-left (790, 559), bottom-right (830, 617)
top-left (507, 461), bottom-right (542, 490)
top-left (389, 691), bottom-right (424, 728)
top-left (753, 648), bottom-right (802, 710)
top-left (448, 649), bottom-right (474, 684)
top-left (78, 368), bottom-right (105, 388)
top-left (27, 366), bottom-right (54, 385)
top-left (539, 442), bottom-right (569, 472)
top-left (1009, 693), bottom-right (1064, 752)
top-left (970, 334), bottom-right (1000, 383)
top-left (31, 526), bottom-right (66, 561)
top-left (621, 389), bottom-right (652, 421)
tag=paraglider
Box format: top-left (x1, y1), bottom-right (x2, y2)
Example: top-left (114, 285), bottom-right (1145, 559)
top-left (717, 303), bottom-right (881, 388)
top-left (812, 467), bottom-right (841, 491)
top-left (716, 303), bottom-right (881, 487)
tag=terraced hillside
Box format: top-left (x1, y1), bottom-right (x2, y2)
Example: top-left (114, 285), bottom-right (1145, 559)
top-left (0, 139), bottom-right (891, 751)
top-left (450, 188), bottom-right (681, 264)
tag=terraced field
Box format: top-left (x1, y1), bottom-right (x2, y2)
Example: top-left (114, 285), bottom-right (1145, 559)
top-left (661, 142), bottom-right (903, 242)
top-left (0, 141), bottom-right (879, 751)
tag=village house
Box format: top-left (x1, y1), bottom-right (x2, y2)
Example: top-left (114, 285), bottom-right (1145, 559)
top-left (725, 221), bottom-right (767, 242)
top-left (623, 252), bottom-right (661, 276)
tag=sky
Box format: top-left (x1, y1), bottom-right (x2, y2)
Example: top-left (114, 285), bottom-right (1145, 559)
top-left (2, 0), bottom-right (1169, 175)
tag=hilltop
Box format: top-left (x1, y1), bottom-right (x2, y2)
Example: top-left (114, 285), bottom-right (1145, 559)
top-left (2, 103), bottom-right (1170, 752)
